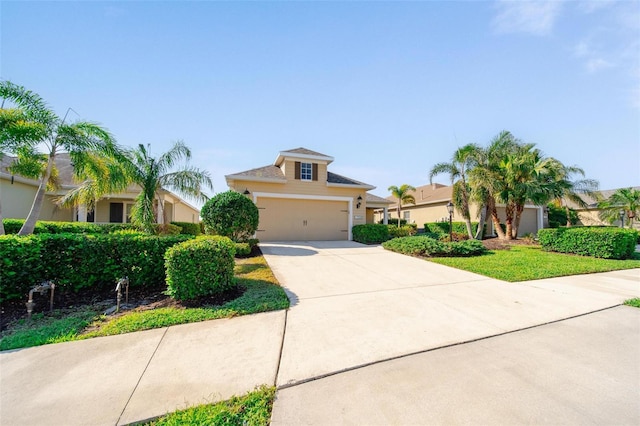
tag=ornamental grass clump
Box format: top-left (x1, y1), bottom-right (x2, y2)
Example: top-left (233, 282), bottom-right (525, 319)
top-left (165, 236), bottom-right (236, 301)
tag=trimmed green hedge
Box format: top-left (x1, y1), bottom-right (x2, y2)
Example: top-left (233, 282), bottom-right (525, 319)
top-left (352, 224), bottom-right (390, 244)
top-left (2, 219), bottom-right (138, 234)
top-left (424, 222), bottom-right (479, 235)
top-left (0, 233), bottom-right (192, 303)
top-left (538, 227), bottom-right (637, 259)
top-left (165, 236), bottom-right (236, 300)
top-left (382, 236), bottom-right (486, 257)
top-left (201, 191), bottom-right (259, 242)
top-left (388, 225), bottom-right (417, 238)
top-left (170, 221), bottom-right (201, 236)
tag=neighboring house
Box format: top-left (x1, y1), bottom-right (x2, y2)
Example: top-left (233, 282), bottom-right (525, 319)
top-left (0, 153), bottom-right (200, 225)
top-left (225, 148), bottom-right (392, 241)
top-left (566, 186), bottom-right (640, 228)
top-left (375, 182), bottom-right (543, 237)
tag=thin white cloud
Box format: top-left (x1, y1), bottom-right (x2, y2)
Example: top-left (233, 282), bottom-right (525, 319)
top-left (578, 0), bottom-right (616, 14)
top-left (492, 0), bottom-right (563, 36)
top-left (586, 58), bottom-right (615, 72)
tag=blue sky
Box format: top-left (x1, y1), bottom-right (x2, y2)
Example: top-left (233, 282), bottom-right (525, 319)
top-left (2, 0), bottom-right (639, 204)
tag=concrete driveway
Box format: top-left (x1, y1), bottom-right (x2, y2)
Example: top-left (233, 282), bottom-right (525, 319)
top-left (261, 241), bottom-right (640, 424)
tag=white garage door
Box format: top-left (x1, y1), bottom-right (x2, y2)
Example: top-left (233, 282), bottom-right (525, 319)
top-left (256, 198), bottom-right (349, 241)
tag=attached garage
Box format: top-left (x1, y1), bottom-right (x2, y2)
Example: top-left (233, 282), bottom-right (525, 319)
top-left (256, 197), bottom-right (350, 241)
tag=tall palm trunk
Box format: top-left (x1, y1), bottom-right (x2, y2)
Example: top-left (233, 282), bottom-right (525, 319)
top-left (460, 190), bottom-right (473, 239)
top-left (513, 203), bottom-right (525, 238)
top-left (504, 202), bottom-right (515, 240)
top-left (18, 149), bottom-right (55, 235)
top-left (475, 204), bottom-right (487, 240)
top-left (564, 205), bottom-right (572, 227)
top-left (488, 197), bottom-right (507, 239)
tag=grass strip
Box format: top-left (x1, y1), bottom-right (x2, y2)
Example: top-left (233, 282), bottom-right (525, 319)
top-left (0, 255), bottom-right (288, 350)
top-left (141, 385), bottom-right (275, 426)
top-left (624, 298), bottom-right (640, 308)
top-left (427, 246), bottom-right (640, 282)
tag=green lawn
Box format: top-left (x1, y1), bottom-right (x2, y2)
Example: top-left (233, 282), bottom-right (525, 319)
top-left (0, 256), bottom-right (289, 351)
top-left (141, 385), bottom-right (275, 426)
top-left (427, 246), bottom-right (640, 282)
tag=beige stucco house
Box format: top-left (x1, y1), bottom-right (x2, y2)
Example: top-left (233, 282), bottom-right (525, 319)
top-left (375, 183), bottom-right (543, 237)
top-left (567, 186), bottom-right (640, 228)
top-left (225, 148), bottom-right (392, 241)
top-left (0, 153), bottom-right (201, 225)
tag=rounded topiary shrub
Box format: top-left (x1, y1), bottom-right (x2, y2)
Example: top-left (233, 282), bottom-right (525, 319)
top-left (165, 236), bottom-right (236, 301)
top-left (201, 190), bottom-right (259, 242)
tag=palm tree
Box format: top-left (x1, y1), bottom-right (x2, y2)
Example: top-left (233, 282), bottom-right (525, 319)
top-left (429, 143), bottom-right (480, 239)
top-left (546, 162), bottom-right (599, 227)
top-left (388, 184), bottom-right (416, 226)
top-left (0, 80), bottom-right (119, 235)
top-left (62, 141), bottom-right (213, 233)
top-left (598, 188), bottom-right (640, 228)
top-left (468, 131), bottom-right (517, 240)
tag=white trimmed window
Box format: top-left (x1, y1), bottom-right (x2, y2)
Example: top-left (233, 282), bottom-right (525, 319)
top-left (301, 162), bottom-right (313, 181)
top-left (403, 211), bottom-right (410, 222)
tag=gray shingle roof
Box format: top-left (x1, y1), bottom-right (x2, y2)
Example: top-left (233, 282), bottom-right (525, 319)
top-left (281, 147), bottom-right (331, 157)
top-left (327, 171), bottom-right (369, 186)
top-left (366, 193), bottom-right (393, 204)
top-left (1, 153), bottom-right (76, 186)
top-left (226, 165), bottom-right (286, 181)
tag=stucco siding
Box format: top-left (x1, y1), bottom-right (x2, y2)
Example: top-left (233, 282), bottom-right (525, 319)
top-left (1, 179), bottom-right (38, 219)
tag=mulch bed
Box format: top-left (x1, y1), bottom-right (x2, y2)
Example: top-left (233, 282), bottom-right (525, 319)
top-left (481, 237), bottom-right (538, 251)
top-left (1, 281), bottom-right (246, 332)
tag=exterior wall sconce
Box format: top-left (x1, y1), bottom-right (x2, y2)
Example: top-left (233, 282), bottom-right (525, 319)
top-left (356, 195), bottom-right (363, 209)
top-left (243, 189), bottom-right (250, 195)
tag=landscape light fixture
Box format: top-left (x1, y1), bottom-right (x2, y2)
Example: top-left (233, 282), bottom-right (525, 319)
top-left (447, 201), bottom-right (454, 241)
top-left (619, 210), bottom-right (625, 228)
top-left (356, 195), bottom-right (363, 209)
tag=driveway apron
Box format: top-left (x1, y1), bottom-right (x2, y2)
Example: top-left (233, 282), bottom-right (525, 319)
top-left (260, 241), bottom-right (640, 387)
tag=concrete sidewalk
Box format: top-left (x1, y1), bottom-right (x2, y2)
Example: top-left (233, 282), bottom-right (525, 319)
top-left (271, 305), bottom-right (640, 425)
top-left (0, 311), bottom-right (285, 426)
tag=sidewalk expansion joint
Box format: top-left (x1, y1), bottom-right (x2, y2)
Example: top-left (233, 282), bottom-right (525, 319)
top-left (276, 304), bottom-right (623, 391)
top-left (116, 327), bottom-right (169, 426)
top-left (274, 309), bottom-right (288, 386)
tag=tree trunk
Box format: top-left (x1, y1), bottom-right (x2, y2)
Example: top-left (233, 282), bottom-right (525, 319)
top-left (18, 149), bottom-right (55, 235)
top-left (488, 197), bottom-right (506, 240)
top-left (475, 204), bottom-right (487, 240)
top-left (461, 190), bottom-right (473, 238)
top-left (504, 202), bottom-right (514, 240)
top-left (513, 203), bottom-right (525, 239)
top-left (565, 206), bottom-right (572, 227)
top-left (397, 205), bottom-right (401, 227)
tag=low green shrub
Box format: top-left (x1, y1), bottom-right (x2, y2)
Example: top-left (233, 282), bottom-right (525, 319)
top-left (381, 218), bottom-right (408, 226)
top-left (235, 243), bottom-right (251, 257)
top-left (352, 224), bottom-right (390, 244)
top-left (538, 226), bottom-right (637, 259)
top-left (424, 222), bottom-right (478, 235)
top-left (171, 221), bottom-right (201, 236)
top-left (165, 236), bottom-right (236, 300)
top-left (382, 236), bottom-right (486, 257)
top-left (388, 225), bottom-right (417, 238)
top-left (438, 232), bottom-right (469, 242)
top-left (0, 233), bottom-right (192, 303)
top-left (153, 223), bottom-right (182, 235)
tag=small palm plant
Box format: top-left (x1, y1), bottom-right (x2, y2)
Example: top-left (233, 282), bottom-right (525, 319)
top-left (388, 184), bottom-right (416, 226)
top-left (598, 187), bottom-right (640, 228)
